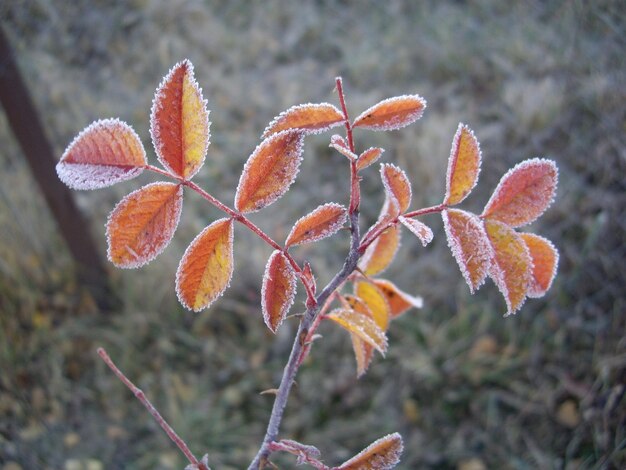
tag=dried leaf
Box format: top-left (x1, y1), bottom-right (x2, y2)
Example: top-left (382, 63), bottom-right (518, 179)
top-left (443, 123), bottom-right (481, 205)
top-left (150, 60), bottom-right (210, 180)
top-left (398, 216), bottom-right (433, 247)
top-left (285, 203), bottom-right (347, 247)
top-left (106, 182), bottom-right (183, 268)
top-left (234, 130), bottom-right (305, 213)
top-left (57, 119), bottom-right (146, 190)
top-left (262, 250), bottom-right (297, 333)
top-left (359, 224), bottom-right (401, 276)
top-left (520, 233), bottom-right (559, 298)
top-left (353, 95), bottom-right (426, 131)
top-left (302, 262), bottom-right (317, 295)
top-left (263, 103), bottom-right (344, 138)
top-left (482, 158), bottom-right (558, 228)
top-left (484, 219), bottom-right (532, 315)
top-left (354, 281), bottom-right (391, 331)
top-left (343, 294), bottom-right (377, 377)
top-left (381, 163), bottom-right (412, 213)
top-left (271, 439), bottom-right (322, 466)
top-left (442, 209), bottom-right (493, 293)
top-left (356, 147), bottom-right (384, 171)
top-left (336, 432), bottom-right (403, 470)
top-left (176, 218), bottom-right (234, 312)
top-left (327, 308), bottom-right (388, 355)
top-left (372, 279), bottom-right (423, 318)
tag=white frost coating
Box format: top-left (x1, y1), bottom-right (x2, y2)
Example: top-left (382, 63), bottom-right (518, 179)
top-left (444, 123), bottom-right (482, 205)
top-left (329, 142), bottom-right (357, 160)
top-left (57, 118), bottom-right (146, 190)
top-left (352, 94), bottom-right (427, 131)
top-left (337, 432), bottom-right (404, 470)
top-left (261, 102), bottom-right (344, 138)
top-left (105, 182), bottom-right (183, 269)
top-left (398, 216), bottom-right (433, 247)
top-left (149, 59), bottom-right (211, 179)
top-left (329, 309), bottom-right (388, 355)
top-left (522, 233), bottom-right (559, 299)
top-left (330, 134), bottom-right (348, 149)
top-left (441, 209), bottom-right (493, 294)
top-left (356, 147), bottom-right (384, 170)
top-left (380, 163), bottom-right (412, 212)
top-left (284, 202), bottom-right (347, 247)
top-left (261, 250), bottom-right (297, 333)
top-left (175, 218), bottom-right (234, 312)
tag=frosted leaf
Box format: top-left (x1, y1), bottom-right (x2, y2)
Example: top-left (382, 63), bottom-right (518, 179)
top-left (330, 134), bottom-right (349, 150)
top-left (372, 279), bottom-right (423, 318)
top-left (262, 102), bottom-right (344, 138)
top-left (335, 432), bottom-right (404, 470)
top-left (327, 308), bottom-right (388, 355)
top-left (380, 163), bottom-right (412, 213)
top-left (57, 118), bottom-right (146, 190)
top-left (354, 281), bottom-right (391, 331)
top-left (351, 334), bottom-right (374, 378)
top-left (352, 95), bottom-right (426, 131)
top-left (302, 261), bottom-right (317, 295)
top-left (261, 250), bottom-right (297, 333)
top-left (270, 439), bottom-right (323, 467)
top-left (398, 216), bottom-right (433, 247)
top-left (285, 202), bottom-right (347, 247)
top-left (442, 209), bottom-right (493, 293)
top-left (330, 140), bottom-right (357, 161)
top-left (520, 233), bottom-right (559, 298)
top-left (359, 224), bottom-right (401, 276)
top-left (106, 182), bottom-right (183, 268)
top-left (482, 158), bottom-right (558, 228)
top-left (443, 123), bottom-right (482, 205)
top-left (356, 147), bottom-right (384, 171)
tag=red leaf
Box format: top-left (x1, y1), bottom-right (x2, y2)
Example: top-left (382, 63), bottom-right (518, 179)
top-left (150, 60), bottom-right (210, 180)
top-left (380, 163), bottom-right (412, 213)
top-left (336, 432), bottom-right (404, 470)
top-left (234, 130), bottom-right (305, 213)
top-left (263, 103), bottom-right (344, 138)
top-left (352, 95), bottom-right (426, 131)
top-left (106, 182), bottom-right (183, 268)
top-left (442, 209), bottom-right (493, 293)
top-left (482, 158), bottom-right (558, 228)
top-left (176, 218), bottom-right (234, 312)
top-left (356, 147), bottom-right (384, 171)
top-left (285, 203), bottom-right (347, 247)
top-left (443, 123), bottom-right (481, 205)
top-left (398, 216), bottom-right (433, 247)
top-left (520, 233), bottom-right (559, 298)
top-left (372, 279), bottom-right (423, 318)
top-left (262, 250), bottom-right (297, 333)
top-left (57, 119), bottom-right (146, 190)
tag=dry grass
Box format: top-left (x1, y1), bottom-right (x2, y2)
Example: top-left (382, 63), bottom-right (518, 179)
top-left (1, 1), bottom-right (624, 469)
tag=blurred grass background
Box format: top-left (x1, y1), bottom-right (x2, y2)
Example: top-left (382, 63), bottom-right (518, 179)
top-left (0, 1), bottom-right (624, 469)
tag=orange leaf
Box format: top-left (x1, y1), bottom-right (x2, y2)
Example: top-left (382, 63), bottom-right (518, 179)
top-left (520, 233), bottom-right (559, 298)
top-left (443, 123), bottom-right (481, 205)
top-left (484, 219), bottom-right (532, 315)
top-left (285, 203), bottom-right (347, 247)
top-left (336, 432), bottom-right (404, 470)
top-left (57, 119), bottom-right (146, 190)
top-left (372, 279), bottom-right (423, 319)
top-left (354, 281), bottom-right (391, 331)
top-left (150, 60), bottom-right (210, 179)
top-left (352, 95), bottom-right (426, 131)
top-left (106, 182), bottom-right (183, 268)
top-left (343, 294), bottom-right (377, 377)
top-left (356, 147), bottom-right (384, 171)
top-left (398, 216), bottom-right (433, 247)
top-left (262, 250), bottom-right (297, 333)
top-left (234, 130), bottom-right (305, 213)
top-left (327, 308), bottom-right (387, 355)
top-left (381, 163), bottom-right (412, 213)
top-left (329, 134), bottom-right (357, 160)
top-left (359, 224), bottom-right (401, 276)
top-left (176, 218), bottom-right (234, 312)
top-left (262, 103), bottom-right (344, 138)
top-left (482, 158), bottom-right (558, 228)
top-left (442, 209), bottom-right (493, 293)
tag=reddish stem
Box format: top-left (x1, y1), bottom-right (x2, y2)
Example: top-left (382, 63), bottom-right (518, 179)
top-left (97, 348), bottom-right (208, 470)
top-left (336, 78), bottom-right (360, 214)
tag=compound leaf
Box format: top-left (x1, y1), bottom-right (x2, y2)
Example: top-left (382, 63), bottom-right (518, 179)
top-left (443, 123), bottom-right (481, 205)
top-left (285, 203), bottom-right (347, 247)
top-left (263, 103), bottom-right (344, 138)
top-left (520, 233), bottom-right (559, 298)
top-left (335, 432), bottom-right (403, 470)
top-left (262, 250), bottom-right (297, 333)
top-left (353, 95), bottom-right (426, 131)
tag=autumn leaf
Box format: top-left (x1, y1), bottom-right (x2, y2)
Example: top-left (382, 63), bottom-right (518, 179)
top-left (442, 209), bottom-right (493, 293)
top-left (381, 163), bottom-right (412, 213)
top-left (520, 233), bottom-right (559, 298)
top-left (356, 147), bottom-right (384, 171)
top-left (359, 224), bottom-right (401, 276)
top-left (329, 134), bottom-right (357, 160)
top-left (57, 118), bottom-right (146, 190)
top-left (262, 250), bottom-right (297, 333)
top-left (482, 158), bottom-right (558, 228)
top-left (150, 60), bottom-right (210, 180)
top-left (176, 218), bottom-right (234, 312)
top-left (372, 279), bottom-right (423, 318)
top-left (106, 182), bottom-right (183, 268)
top-left (443, 123), bottom-right (481, 205)
top-left (335, 432), bottom-right (403, 470)
top-left (352, 95), bottom-right (426, 131)
top-left (354, 281), bottom-right (391, 331)
top-left (327, 308), bottom-right (388, 355)
top-left (234, 130), bottom-right (305, 213)
top-left (285, 203), bottom-right (347, 247)
top-left (263, 103), bottom-right (344, 138)
top-left (343, 294), bottom-right (377, 376)
top-left (398, 216), bottom-right (433, 247)
top-left (484, 219), bottom-right (532, 315)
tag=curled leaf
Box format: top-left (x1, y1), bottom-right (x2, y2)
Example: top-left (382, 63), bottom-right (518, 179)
top-left (359, 224), bottom-right (401, 276)
top-left (398, 216), bottom-right (433, 247)
top-left (57, 119), bottom-right (146, 190)
top-left (372, 279), bottom-right (423, 318)
top-left (356, 147), bottom-right (384, 171)
top-left (442, 209), bottom-right (493, 293)
top-left (443, 123), bottom-right (481, 205)
top-left (234, 130), bottom-right (305, 213)
top-left (520, 233), bottom-right (559, 298)
top-left (263, 102), bottom-right (344, 138)
top-left (380, 163), bottom-right (412, 213)
top-left (262, 250), bottom-right (297, 333)
top-left (106, 182), bottom-right (183, 268)
top-left (336, 432), bottom-right (404, 470)
top-left (150, 59), bottom-right (210, 180)
top-left (353, 95), bottom-right (426, 131)
top-left (285, 203), bottom-right (347, 247)
top-left (482, 158), bottom-right (558, 228)
top-left (327, 308), bottom-right (388, 355)
top-left (176, 218), bottom-right (234, 312)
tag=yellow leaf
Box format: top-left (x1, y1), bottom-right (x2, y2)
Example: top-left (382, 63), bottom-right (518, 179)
top-left (327, 308), bottom-right (387, 355)
top-left (444, 123), bottom-right (481, 205)
top-left (336, 432), bottom-right (404, 470)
